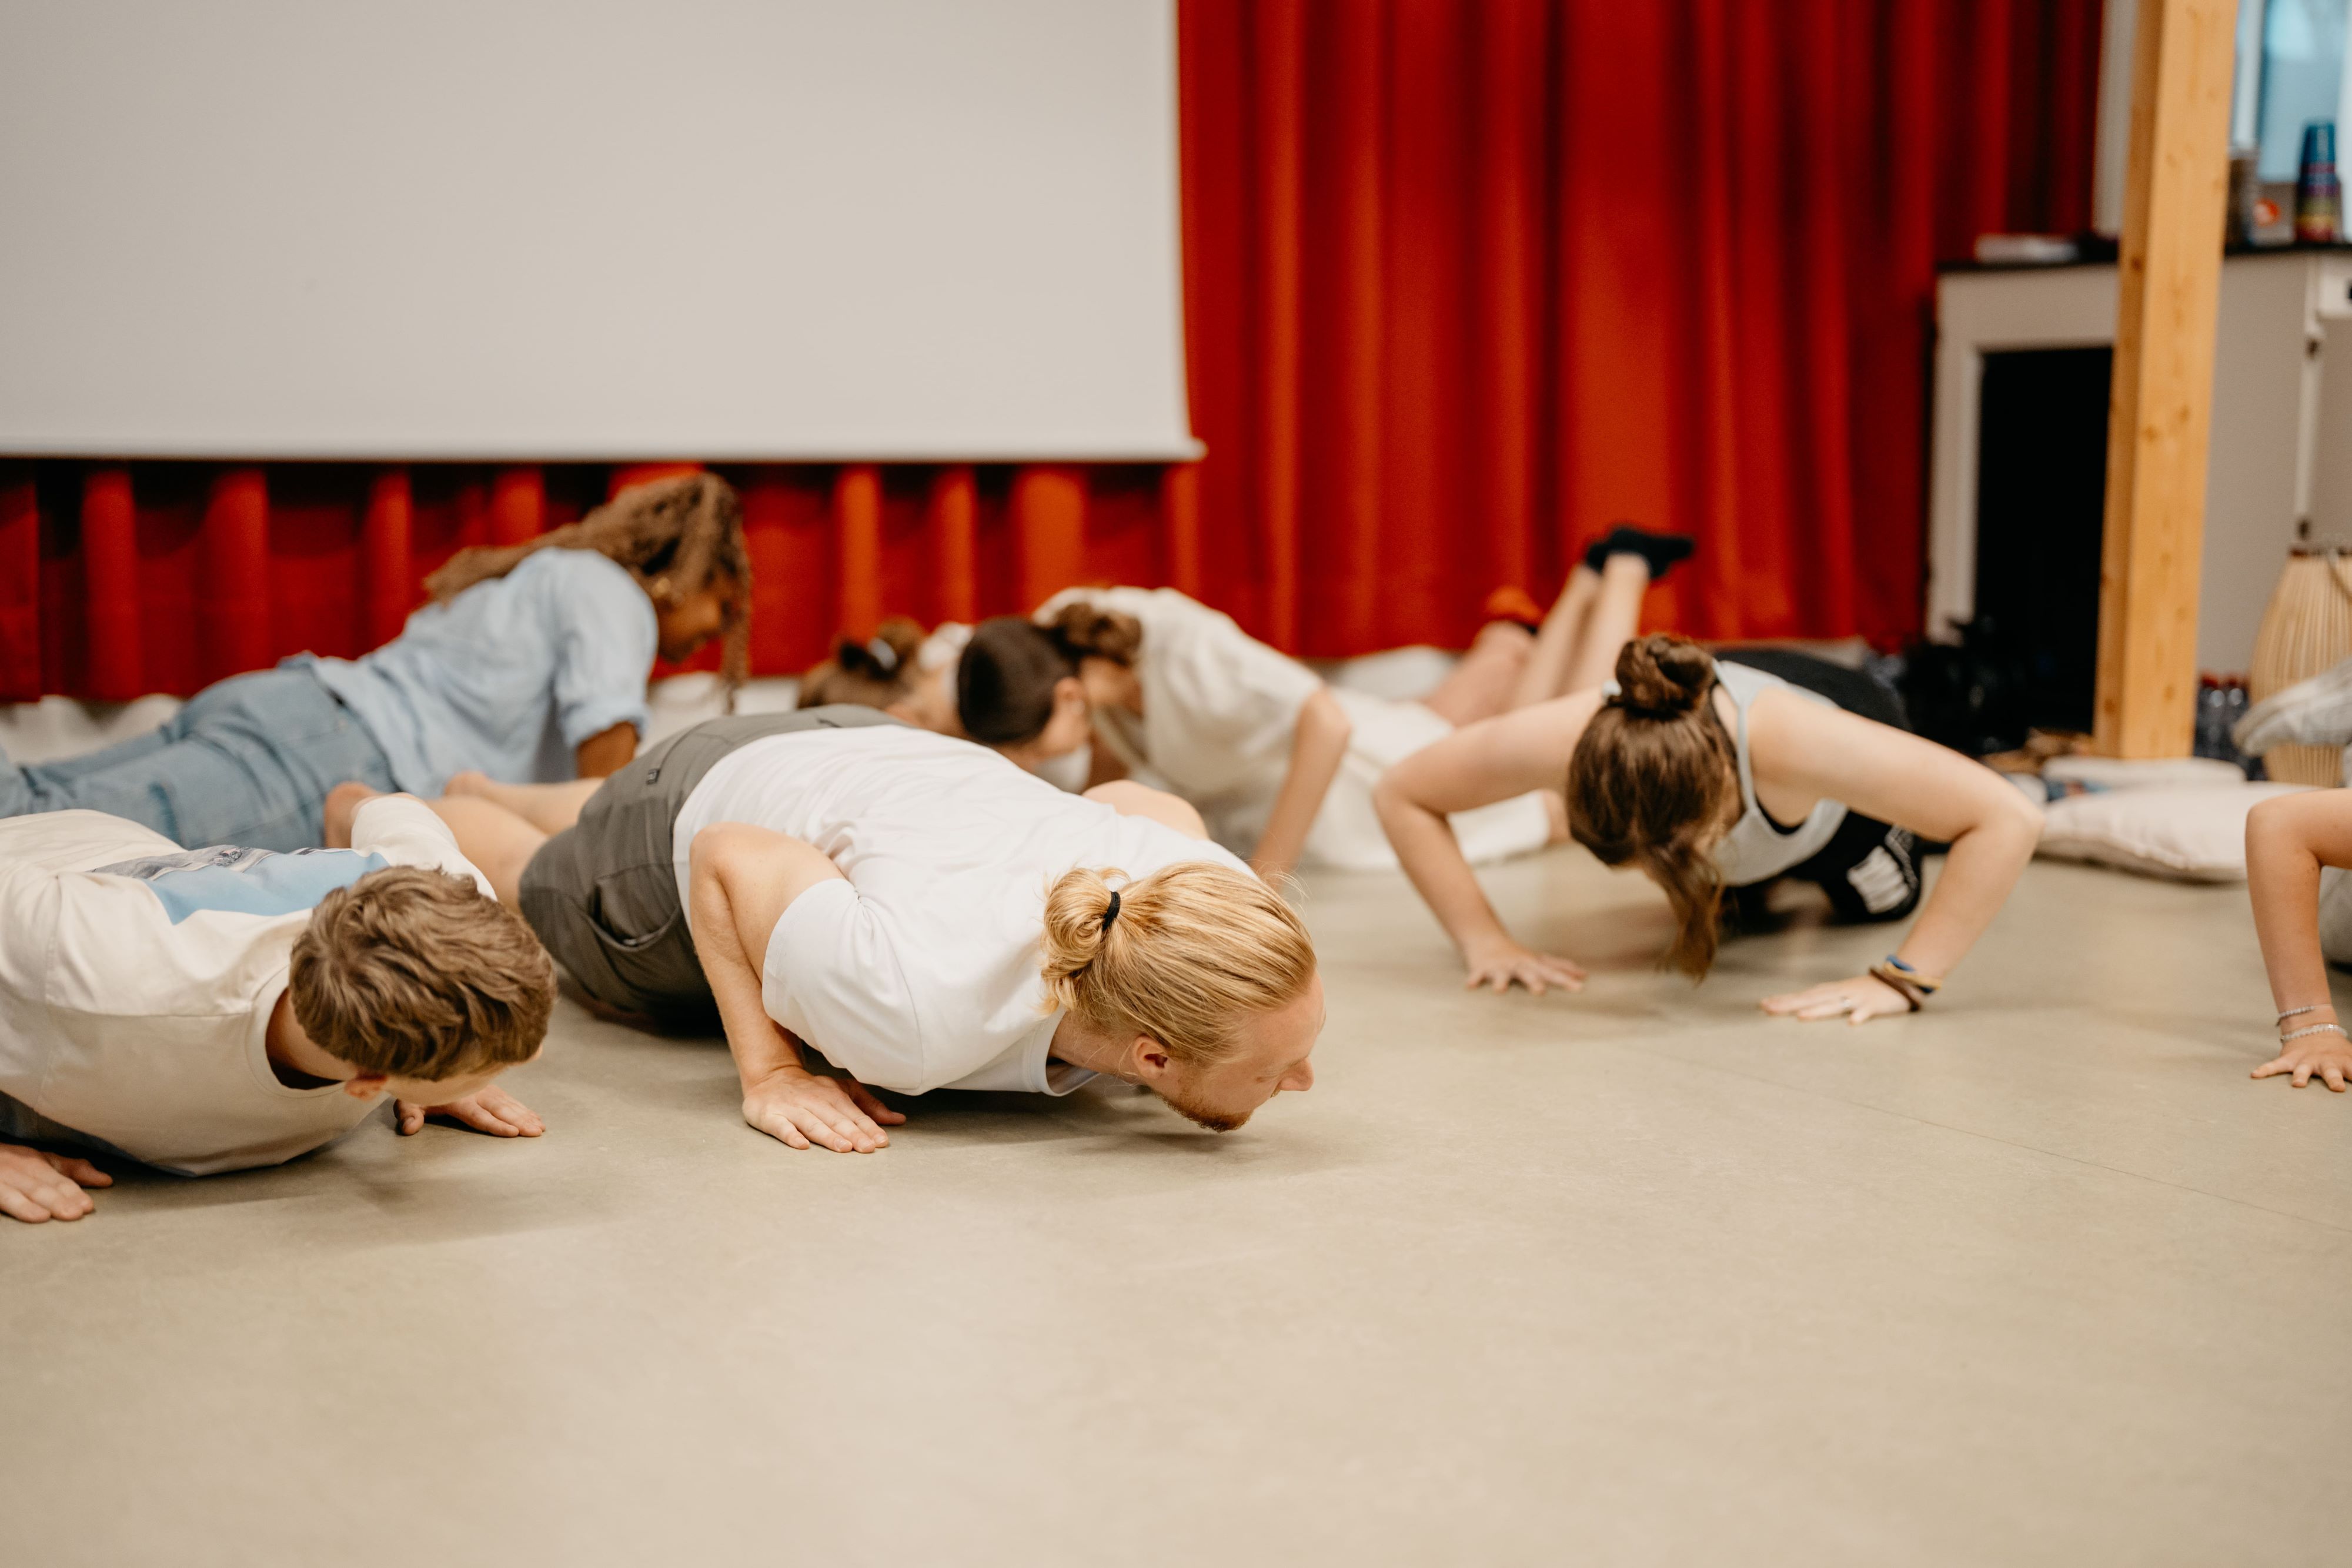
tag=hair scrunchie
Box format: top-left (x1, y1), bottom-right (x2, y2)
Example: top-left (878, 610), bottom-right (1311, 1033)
top-left (1100, 890), bottom-right (1121, 932)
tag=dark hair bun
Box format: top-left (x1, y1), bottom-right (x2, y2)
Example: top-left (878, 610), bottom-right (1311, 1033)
top-left (1611, 634), bottom-right (1715, 717)
top-left (1044, 601), bottom-right (1143, 666)
top-left (836, 617), bottom-right (920, 681)
top-left (958, 617), bottom-right (1073, 744)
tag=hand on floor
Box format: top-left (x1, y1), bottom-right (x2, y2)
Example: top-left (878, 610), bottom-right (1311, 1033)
top-left (397, 1086), bottom-right (545, 1137)
top-left (741, 1065), bottom-right (906, 1153)
top-left (2253, 1034), bottom-right (2352, 1092)
top-left (1461, 936), bottom-right (1585, 995)
top-left (0, 1141), bottom-right (111, 1223)
top-left (1760, 973), bottom-right (1912, 1026)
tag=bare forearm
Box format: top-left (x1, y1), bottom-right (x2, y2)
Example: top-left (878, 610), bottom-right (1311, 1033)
top-left (1377, 784), bottom-right (1511, 955)
top-left (1253, 696), bottom-right (1351, 879)
top-left (1890, 816), bottom-right (2036, 979)
top-left (574, 721), bottom-right (638, 779)
top-left (2249, 815), bottom-right (2333, 1012)
top-left (687, 860), bottom-right (807, 1088)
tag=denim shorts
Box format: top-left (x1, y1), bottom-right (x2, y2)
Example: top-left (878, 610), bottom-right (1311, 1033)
top-left (0, 667), bottom-right (397, 851)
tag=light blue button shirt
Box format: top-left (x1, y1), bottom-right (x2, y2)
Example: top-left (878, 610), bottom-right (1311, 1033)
top-left (298, 549), bottom-right (657, 794)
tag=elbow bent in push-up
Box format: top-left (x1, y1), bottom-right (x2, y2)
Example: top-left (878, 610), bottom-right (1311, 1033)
top-left (2245, 791), bottom-right (2352, 1092)
top-left (686, 824), bottom-right (906, 1153)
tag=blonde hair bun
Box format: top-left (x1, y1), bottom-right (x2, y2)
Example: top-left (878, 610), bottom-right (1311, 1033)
top-left (1040, 862), bottom-right (1314, 1064)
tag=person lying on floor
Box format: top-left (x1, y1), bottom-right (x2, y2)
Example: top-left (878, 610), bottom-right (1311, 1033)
top-left (0, 472), bottom-right (750, 853)
top-left (1376, 630), bottom-right (2043, 1024)
top-left (0, 794), bottom-right (552, 1224)
top-left (373, 707), bottom-right (1323, 1154)
top-left (2243, 790), bottom-right (2352, 1094)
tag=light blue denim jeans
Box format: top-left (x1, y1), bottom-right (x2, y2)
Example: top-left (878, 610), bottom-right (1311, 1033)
top-left (0, 667), bottom-right (397, 851)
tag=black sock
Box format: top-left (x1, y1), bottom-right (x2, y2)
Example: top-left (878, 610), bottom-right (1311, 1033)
top-left (1582, 523), bottom-right (1696, 581)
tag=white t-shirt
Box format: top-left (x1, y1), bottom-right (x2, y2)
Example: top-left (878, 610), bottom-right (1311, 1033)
top-left (1037, 586), bottom-right (1551, 870)
top-left (669, 724), bottom-right (1254, 1097)
top-left (0, 798), bottom-right (493, 1176)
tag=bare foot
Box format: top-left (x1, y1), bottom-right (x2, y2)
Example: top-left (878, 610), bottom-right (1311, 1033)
top-left (322, 781), bottom-right (382, 848)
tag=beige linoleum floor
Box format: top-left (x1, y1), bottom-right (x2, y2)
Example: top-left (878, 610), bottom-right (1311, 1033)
top-left (4, 849), bottom-right (2348, 1567)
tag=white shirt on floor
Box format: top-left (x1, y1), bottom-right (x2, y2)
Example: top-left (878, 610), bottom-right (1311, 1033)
top-left (670, 724), bottom-right (1253, 1097)
top-left (0, 797), bottom-right (491, 1176)
top-left (1036, 586), bottom-right (1551, 870)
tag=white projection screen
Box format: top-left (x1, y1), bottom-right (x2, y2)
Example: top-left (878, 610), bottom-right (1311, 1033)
top-left (0, 1), bottom-right (1198, 460)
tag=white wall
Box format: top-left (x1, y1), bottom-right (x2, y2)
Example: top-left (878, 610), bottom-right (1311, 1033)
top-left (0, 1), bottom-right (1197, 461)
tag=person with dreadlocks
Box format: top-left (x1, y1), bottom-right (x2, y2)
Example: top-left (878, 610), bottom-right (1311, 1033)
top-left (0, 472), bottom-right (750, 852)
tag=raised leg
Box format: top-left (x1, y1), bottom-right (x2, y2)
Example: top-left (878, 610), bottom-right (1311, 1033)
top-left (1509, 566), bottom-right (1602, 710)
top-left (1421, 622), bottom-right (1535, 727)
top-left (445, 772), bottom-right (603, 837)
top-left (1561, 553), bottom-right (1653, 696)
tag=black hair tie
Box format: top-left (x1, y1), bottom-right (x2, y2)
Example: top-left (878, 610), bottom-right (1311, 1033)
top-left (1100, 890), bottom-right (1121, 932)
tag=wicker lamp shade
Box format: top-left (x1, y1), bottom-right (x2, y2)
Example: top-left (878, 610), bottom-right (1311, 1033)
top-left (2249, 547), bottom-right (2352, 785)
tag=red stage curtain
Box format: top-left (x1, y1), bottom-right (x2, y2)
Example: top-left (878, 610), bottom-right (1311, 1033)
top-left (1178, 0), bottom-right (2104, 654)
top-left (2, 0), bottom-right (2099, 703)
top-left (0, 461), bottom-right (1194, 701)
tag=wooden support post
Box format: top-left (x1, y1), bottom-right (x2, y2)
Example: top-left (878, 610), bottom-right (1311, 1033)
top-left (2094, 0), bottom-right (2237, 757)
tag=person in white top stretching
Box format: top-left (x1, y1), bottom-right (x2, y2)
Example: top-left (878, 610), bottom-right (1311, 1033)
top-left (944, 529), bottom-right (1705, 878)
top-left (1376, 632), bottom-right (2043, 1022)
top-left (948, 589), bottom-right (1544, 879)
top-left (389, 708), bottom-right (1324, 1153)
top-left (0, 795), bottom-right (552, 1223)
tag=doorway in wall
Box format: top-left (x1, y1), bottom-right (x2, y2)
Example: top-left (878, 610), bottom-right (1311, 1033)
top-left (1973, 346), bottom-right (2113, 734)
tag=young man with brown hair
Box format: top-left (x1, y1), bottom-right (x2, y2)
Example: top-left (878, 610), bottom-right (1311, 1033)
top-left (0, 795), bottom-right (555, 1223)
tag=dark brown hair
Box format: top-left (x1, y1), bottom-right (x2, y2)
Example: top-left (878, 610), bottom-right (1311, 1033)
top-left (956, 599), bottom-right (1142, 745)
top-left (1564, 635), bottom-right (1742, 978)
top-left (797, 617), bottom-right (924, 711)
top-left (424, 472), bottom-right (753, 697)
top-left (289, 867), bottom-right (556, 1081)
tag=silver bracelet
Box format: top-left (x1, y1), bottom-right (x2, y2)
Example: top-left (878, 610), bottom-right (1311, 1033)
top-left (2277, 1004), bottom-right (2324, 1022)
top-left (2278, 1021), bottom-right (2350, 1044)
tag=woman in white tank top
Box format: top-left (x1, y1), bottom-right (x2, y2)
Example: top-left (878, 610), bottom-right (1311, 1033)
top-left (1377, 633), bottom-right (2045, 1025)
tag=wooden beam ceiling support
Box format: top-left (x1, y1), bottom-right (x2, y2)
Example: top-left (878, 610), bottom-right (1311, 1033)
top-left (2094, 0), bottom-right (2237, 757)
